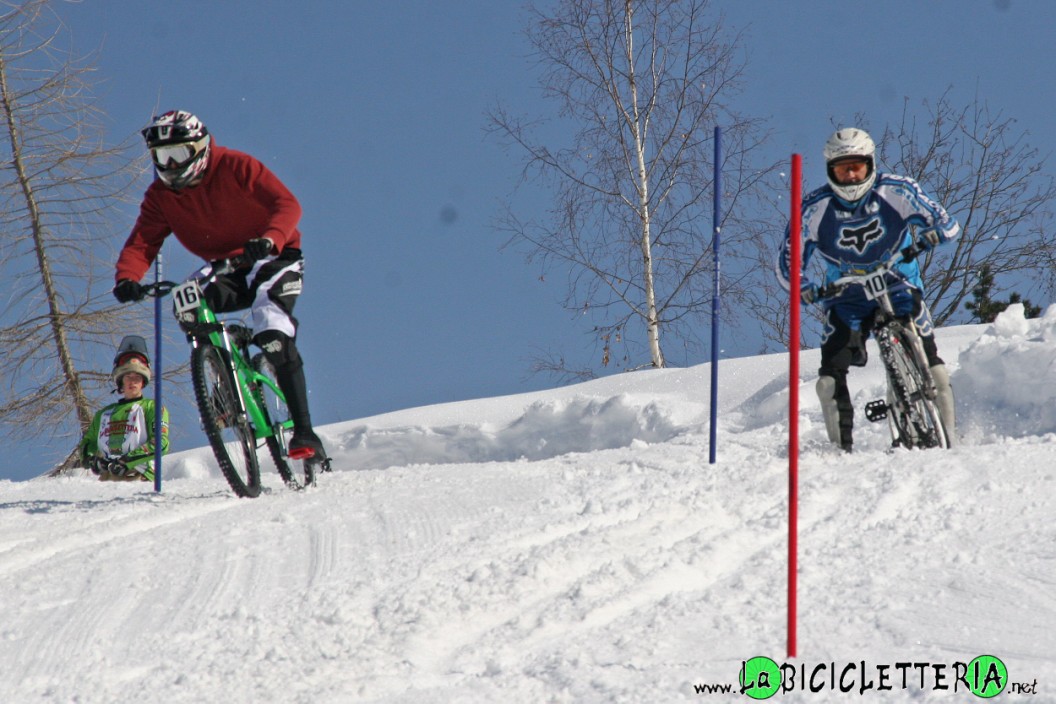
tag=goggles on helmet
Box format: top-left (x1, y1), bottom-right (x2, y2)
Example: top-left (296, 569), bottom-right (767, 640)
top-left (151, 143), bottom-right (197, 169)
top-left (827, 156), bottom-right (872, 186)
top-left (116, 351), bottom-right (149, 367)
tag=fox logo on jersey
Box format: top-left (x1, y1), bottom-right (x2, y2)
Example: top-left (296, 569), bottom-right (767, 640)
top-left (838, 218), bottom-right (884, 254)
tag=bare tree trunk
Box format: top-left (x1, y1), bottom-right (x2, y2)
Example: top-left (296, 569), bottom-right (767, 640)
top-left (0, 1), bottom-right (147, 476)
top-left (488, 0), bottom-right (773, 378)
top-left (623, 1), bottom-right (663, 368)
top-left (0, 59), bottom-right (91, 429)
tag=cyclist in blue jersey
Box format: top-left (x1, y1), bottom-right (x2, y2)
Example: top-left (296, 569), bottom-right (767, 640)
top-left (777, 128), bottom-right (959, 452)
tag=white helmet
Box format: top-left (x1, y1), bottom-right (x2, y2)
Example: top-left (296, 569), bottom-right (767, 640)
top-left (823, 128), bottom-right (876, 204)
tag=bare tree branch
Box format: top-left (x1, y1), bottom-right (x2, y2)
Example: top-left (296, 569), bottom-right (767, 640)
top-left (489, 0), bottom-right (776, 378)
top-left (0, 0), bottom-right (155, 467)
top-left (879, 91), bottom-right (1056, 324)
top-left (746, 91), bottom-right (1056, 351)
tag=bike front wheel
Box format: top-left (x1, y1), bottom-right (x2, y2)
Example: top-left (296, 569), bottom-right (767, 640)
top-left (882, 330), bottom-right (949, 450)
top-left (191, 345), bottom-right (262, 497)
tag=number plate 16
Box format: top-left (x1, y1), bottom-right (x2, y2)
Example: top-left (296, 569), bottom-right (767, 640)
top-left (172, 280), bottom-right (204, 314)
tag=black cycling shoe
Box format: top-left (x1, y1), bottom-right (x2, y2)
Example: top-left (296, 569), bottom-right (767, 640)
top-left (289, 429), bottom-right (325, 460)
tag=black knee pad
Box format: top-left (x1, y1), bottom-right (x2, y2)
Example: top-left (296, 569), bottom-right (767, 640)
top-left (253, 330), bottom-right (302, 369)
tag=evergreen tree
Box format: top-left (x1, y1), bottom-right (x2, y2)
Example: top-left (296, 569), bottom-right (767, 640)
top-left (965, 264), bottom-right (1042, 323)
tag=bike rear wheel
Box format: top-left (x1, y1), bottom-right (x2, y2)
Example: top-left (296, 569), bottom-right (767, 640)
top-left (881, 329), bottom-right (949, 450)
top-left (252, 354), bottom-right (316, 490)
top-left (192, 344), bottom-right (262, 497)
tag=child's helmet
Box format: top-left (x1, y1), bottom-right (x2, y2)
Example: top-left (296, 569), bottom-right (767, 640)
top-left (113, 352), bottom-right (151, 390)
top-left (142, 110), bottom-right (211, 189)
top-left (112, 336), bottom-right (152, 390)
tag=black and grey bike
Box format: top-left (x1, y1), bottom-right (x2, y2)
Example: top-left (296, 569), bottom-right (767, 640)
top-left (818, 244), bottom-right (950, 450)
top-left (144, 258), bottom-right (329, 497)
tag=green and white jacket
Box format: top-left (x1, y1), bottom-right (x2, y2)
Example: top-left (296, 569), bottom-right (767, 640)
top-left (79, 397), bottom-right (170, 480)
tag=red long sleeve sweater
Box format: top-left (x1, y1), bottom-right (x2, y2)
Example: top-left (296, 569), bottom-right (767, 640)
top-left (116, 144), bottom-right (303, 282)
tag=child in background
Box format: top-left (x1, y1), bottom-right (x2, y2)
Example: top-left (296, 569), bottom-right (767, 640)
top-left (79, 337), bottom-right (169, 482)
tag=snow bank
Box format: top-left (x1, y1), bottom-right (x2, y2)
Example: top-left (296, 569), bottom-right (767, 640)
top-left (956, 303), bottom-right (1056, 438)
top-left (2, 321), bottom-right (1053, 703)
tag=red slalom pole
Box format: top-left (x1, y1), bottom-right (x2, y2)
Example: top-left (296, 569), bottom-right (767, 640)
top-left (788, 154), bottom-right (802, 659)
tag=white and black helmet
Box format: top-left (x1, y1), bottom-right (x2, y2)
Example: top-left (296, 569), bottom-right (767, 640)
top-left (823, 128), bottom-right (876, 204)
top-left (142, 110), bottom-right (211, 189)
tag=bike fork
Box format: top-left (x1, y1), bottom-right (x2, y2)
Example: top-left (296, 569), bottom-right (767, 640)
top-left (901, 322), bottom-right (937, 400)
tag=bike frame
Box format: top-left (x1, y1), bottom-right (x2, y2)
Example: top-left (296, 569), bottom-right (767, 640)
top-left (156, 262), bottom-right (294, 448)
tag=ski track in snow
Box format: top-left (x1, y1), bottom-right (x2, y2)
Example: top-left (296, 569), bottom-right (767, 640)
top-left (1, 308), bottom-right (1055, 702)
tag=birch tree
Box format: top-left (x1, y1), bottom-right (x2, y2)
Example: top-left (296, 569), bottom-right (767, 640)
top-left (0, 0), bottom-right (144, 471)
top-left (490, 0), bottom-right (772, 375)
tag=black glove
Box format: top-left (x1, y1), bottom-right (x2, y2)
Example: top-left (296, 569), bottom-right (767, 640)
top-left (85, 455), bottom-right (103, 475)
top-left (918, 229), bottom-right (941, 250)
top-left (244, 237), bottom-right (275, 261)
top-left (113, 279), bottom-right (144, 303)
top-left (104, 456), bottom-right (131, 477)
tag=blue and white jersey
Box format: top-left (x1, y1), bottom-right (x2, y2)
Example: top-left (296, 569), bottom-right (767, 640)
top-left (776, 172), bottom-right (959, 311)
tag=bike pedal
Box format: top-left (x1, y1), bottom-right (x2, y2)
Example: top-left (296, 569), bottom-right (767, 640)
top-left (865, 399), bottom-right (889, 422)
top-left (288, 446), bottom-right (315, 461)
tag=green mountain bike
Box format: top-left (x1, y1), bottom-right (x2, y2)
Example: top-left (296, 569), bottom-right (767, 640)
top-left (145, 258), bottom-right (328, 497)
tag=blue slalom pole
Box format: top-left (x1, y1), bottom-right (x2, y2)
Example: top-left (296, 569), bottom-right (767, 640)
top-left (153, 253), bottom-right (163, 493)
top-left (709, 127), bottom-right (722, 464)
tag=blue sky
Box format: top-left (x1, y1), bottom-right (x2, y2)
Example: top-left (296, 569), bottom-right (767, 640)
top-left (7, 0), bottom-right (1052, 480)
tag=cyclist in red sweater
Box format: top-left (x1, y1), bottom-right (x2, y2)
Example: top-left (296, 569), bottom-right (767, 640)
top-left (114, 110), bottom-right (326, 460)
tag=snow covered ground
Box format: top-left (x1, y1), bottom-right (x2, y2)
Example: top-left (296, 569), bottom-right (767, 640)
top-left (1, 305), bottom-right (1053, 703)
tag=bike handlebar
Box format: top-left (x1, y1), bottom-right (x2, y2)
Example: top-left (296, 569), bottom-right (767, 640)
top-left (138, 255), bottom-right (252, 299)
top-left (141, 281), bottom-right (177, 298)
top-left (815, 242), bottom-right (924, 301)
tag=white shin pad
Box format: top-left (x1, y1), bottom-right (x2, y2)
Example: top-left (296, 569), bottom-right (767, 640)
top-left (816, 376), bottom-right (841, 445)
top-left (930, 364), bottom-right (957, 447)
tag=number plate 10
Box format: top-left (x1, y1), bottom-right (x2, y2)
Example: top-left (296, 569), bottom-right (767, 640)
top-left (862, 271), bottom-right (889, 301)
